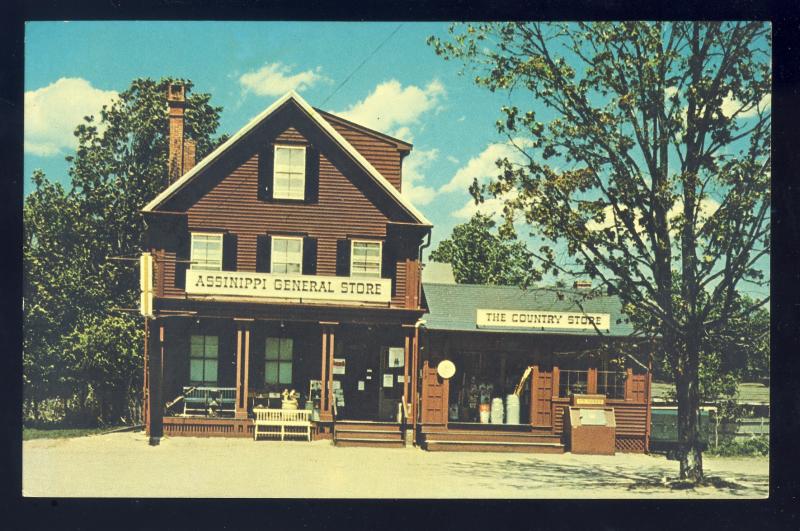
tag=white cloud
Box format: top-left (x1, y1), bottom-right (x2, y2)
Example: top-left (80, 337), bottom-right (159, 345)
top-left (721, 92), bottom-right (771, 119)
top-left (336, 79), bottom-right (445, 138)
top-left (446, 155), bottom-right (459, 164)
top-left (239, 62), bottom-right (327, 97)
top-left (586, 197), bottom-right (721, 234)
top-left (440, 140), bottom-right (528, 194)
top-left (25, 77), bottom-right (117, 156)
top-left (452, 189), bottom-right (518, 220)
top-left (401, 148), bottom-right (439, 206)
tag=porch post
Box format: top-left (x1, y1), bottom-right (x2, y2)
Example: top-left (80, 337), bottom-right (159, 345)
top-left (147, 319), bottom-right (164, 445)
top-left (411, 325), bottom-right (420, 432)
top-left (402, 325), bottom-right (414, 417)
top-left (319, 322), bottom-right (337, 422)
top-left (143, 318), bottom-right (149, 432)
top-left (234, 319), bottom-right (253, 420)
top-left (587, 366), bottom-right (598, 394)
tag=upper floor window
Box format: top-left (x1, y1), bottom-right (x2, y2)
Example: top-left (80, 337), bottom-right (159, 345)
top-left (351, 240), bottom-right (382, 278)
top-left (271, 236), bottom-right (303, 274)
top-left (191, 232), bottom-right (223, 271)
top-left (273, 145), bottom-right (306, 200)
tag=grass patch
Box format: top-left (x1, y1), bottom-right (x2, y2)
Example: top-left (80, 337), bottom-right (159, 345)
top-left (23, 427), bottom-right (107, 441)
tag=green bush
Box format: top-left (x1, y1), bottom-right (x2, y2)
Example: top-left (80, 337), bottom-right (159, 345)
top-left (709, 435), bottom-right (769, 457)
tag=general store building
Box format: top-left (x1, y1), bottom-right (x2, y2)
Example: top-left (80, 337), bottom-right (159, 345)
top-left (141, 85), bottom-right (651, 454)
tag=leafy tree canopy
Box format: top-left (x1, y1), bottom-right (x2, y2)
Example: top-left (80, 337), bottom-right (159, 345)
top-left (429, 21), bottom-right (770, 483)
top-left (429, 213), bottom-right (538, 286)
top-left (24, 78), bottom-right (225, 426)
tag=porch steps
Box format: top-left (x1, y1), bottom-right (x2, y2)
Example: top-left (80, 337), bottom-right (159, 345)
top-left (334, 421), bottom-right (405, 448)
top-left (420, 426), bottom-right (565, 454)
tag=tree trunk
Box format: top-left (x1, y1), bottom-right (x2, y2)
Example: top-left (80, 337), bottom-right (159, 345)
top-left (675, 335), bottom-right (703, 483)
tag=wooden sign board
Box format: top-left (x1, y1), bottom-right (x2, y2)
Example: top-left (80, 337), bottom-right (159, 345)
top-left (476, 309), bottom-right (611, 331)
top-left (186, 270), bottom-right (391, 303)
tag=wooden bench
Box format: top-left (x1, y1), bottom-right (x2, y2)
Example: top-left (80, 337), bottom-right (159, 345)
top-left (253, 408), bottom-right (312, 441)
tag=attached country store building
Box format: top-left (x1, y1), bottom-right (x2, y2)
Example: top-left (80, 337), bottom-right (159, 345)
top-left (139, 84), bottom-right (652, 454)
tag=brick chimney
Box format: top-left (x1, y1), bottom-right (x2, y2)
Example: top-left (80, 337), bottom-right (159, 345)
top-left (167, 83), bottom-right (196, 182)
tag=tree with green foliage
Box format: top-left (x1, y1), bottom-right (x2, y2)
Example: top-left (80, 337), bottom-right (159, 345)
top-left (429, 213), bottom-right (537, 286)
top-left (23, 78), bottom-right (226, 426)
top-left (429, 22), bottom-right (770, 483)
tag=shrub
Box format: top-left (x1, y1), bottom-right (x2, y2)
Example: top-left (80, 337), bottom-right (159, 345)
top-left (709, 435), bottom-right (769, 457)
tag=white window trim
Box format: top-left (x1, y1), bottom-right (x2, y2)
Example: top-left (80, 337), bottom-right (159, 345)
top-left (190, 232), bottom-right (223, 271)
top-left (350, 239), bottom-right (383, 279)
top-left (272, 144), bottom-right (306, 200)
top-left (271, 235), bottom-right (304, 275)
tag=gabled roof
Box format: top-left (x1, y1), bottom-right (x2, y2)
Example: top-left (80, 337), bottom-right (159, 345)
top-left (422, 282), bottom-right (636, 337)
top-left (316, 109), bottom-right (413, 152)
top-left (142, 90), bottom-right (432, 226)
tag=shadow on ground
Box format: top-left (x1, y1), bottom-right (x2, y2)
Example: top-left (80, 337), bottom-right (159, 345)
top-left (445, 457), bottom-right (768, 497)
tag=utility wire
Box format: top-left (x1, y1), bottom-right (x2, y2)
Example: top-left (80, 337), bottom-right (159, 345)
top-left (321, 23), bottom-right (404, 107)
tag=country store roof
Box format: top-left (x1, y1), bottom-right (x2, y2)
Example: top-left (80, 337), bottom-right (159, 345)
top-left (421, 282), bottom-right (636, 337)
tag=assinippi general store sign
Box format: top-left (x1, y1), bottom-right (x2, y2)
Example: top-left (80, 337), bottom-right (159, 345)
top-left (476, 309), bottom-right (611, 331)
top-left (186, 270), bottom-right (391, 303)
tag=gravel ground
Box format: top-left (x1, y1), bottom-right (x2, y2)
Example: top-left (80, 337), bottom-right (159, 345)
top-left (22, 432), bottom-right (768, 498)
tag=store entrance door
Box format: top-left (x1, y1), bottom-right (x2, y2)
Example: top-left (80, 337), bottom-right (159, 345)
top-left (336, 343), bottom-right (380, 421)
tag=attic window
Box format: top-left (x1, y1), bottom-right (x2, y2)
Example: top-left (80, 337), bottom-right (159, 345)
top-left (273, 145), bottom-right (306, 200)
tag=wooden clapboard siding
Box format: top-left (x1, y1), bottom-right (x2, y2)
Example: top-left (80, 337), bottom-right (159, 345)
top-left (151, 104), bottom-right (425, 309)
top-left (607, 400), bottom-right (648, 437)
top-left (320, 111), bottom-right (407, 192)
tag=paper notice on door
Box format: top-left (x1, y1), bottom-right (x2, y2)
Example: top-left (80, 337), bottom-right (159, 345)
top-left (397, 375), bottom-right (405, 383)
top-left (358, 380), bottom-right (365, 391)
top-left (383, 374), bottom-right (393, 387)
top-left (388, 347), bottom-right (404, 367)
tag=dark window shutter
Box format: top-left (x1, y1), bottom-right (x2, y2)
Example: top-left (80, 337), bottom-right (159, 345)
top-left (304, 146), bottom-right (319, 203)
top-left (258, 145), bottom-right (274, 201)
top-left (336, 239), bottom-right (351, 276)
top-left (381, 240), bottom-right (394, 279)
top-left (175, 232), bottom-right (190, 289)
top-left (256, 235), bottom-right (272, 273)
top-left (302, 236), bottom-right (318, 275)
top-left (381, 239), bottom-right (396, 297)
top-left (223, 233), bottom-right (238, 271)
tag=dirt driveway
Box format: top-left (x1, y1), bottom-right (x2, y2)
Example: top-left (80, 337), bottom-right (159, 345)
top-left (22, 432), bottom-right (768, 498)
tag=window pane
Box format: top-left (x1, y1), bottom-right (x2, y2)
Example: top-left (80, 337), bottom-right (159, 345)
top-left (190, 336), bottom-right (204, 357)
top-left (265, 362), bottom-right (278, 384)
top-left (287, 239), bottom-right (301, 253)
top-left (205, 336), bottom-right (218, 357)
top-left (190, 360), bottom-right (204, 382)
top-left (279, 362), bottom-right (292, 384)
top-left (280, 338), bottom-right (293, 360)
top-left (205, 360), bottom-right (218, 383)
top-left (273, 238), bottom-right (287, 253)
top-left (273, 263), bottom-right (287, 274)
top-left (265, 338), bottom-right (280, 360)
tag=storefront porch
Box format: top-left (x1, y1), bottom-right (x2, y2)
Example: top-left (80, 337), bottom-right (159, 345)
top-left (145, 316), bottom-right (420, 442)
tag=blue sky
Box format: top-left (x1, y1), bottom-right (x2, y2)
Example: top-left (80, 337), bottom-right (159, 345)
top-left (24, 21), bottom-right (769, 301)
top-left (24, 21), bottom-right (531, 249)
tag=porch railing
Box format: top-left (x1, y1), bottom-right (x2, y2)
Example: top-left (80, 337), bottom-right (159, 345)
top-left (181, 386), bottom-right (237, 416)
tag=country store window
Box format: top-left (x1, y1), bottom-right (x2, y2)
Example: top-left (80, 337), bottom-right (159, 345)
top-left (190, 233), bottom-right (223, 271)
top-left (351, 240), bottom-right (382, 278)
top-left (190, 335), bottom-right (219, 384)
top-left (265, 337), bottom-right (293, 385)
top-left (273, 145), bottom-right (306, 200)
top-left (271, 236), bottom-right (303, 274)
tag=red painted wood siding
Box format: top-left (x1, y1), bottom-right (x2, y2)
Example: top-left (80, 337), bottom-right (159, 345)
top-left (324, 118), bottom-right (404, 191)
top-left (154, 105), bottom-right (424, 309)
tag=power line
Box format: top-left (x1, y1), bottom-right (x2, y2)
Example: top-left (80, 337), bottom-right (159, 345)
top-left (321, 23), bottom-right (404, 107)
